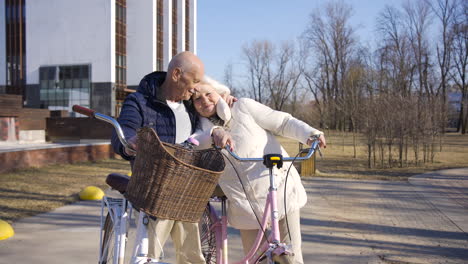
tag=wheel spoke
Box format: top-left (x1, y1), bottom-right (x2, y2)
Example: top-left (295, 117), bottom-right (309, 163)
top-left (199, 205), bottom-right (217, 264)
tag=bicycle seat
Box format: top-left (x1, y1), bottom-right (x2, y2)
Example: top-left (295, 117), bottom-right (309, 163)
top-left (106, 173), bottom-right (130, 194)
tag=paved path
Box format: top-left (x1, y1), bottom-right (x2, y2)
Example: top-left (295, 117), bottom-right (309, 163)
top-left (1, 169), bottom-right (467, 263)
top-left (302, 169), bottom-right (468, 264)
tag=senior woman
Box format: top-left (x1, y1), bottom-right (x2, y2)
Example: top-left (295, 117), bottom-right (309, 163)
top-left (191, 77), bottom-right (326, 264)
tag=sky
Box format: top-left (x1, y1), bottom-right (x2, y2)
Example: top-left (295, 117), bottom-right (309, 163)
top-left (197, 0), bottom-right (406, 82)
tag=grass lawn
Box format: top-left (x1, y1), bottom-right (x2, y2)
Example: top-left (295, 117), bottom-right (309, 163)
top-left (1, 131), bottom-right (467, 223)
top-left (0, 159), bottom-right (131, 223)
top-left (279, 131), bottom-right (468, 181)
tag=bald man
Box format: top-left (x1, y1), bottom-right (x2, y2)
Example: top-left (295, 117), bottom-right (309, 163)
top-left (111, 51), bottom-right (208, 263)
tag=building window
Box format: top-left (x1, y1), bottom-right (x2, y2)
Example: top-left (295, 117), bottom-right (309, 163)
top-left (39, 65), bottom-right (90, 116)
top-left (185, 0), bottom-right (190, 51)
top-left (115, 0), bottom-right (127, 114)
top-left (5, 0), bottom-right (26, 97)
top-left (157, 0), bottom-right (164, 71)
top-left (172, 0), bottom-right (178, 57)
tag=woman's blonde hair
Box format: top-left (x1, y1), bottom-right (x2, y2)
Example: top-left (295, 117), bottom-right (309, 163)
top-left (201, 76), bottom-right (231, 96)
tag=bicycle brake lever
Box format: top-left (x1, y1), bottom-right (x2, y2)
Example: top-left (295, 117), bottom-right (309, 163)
top-left (317, 147), bottom-right (323, 158)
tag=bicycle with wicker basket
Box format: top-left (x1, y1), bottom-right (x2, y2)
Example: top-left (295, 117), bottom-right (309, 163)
top-left (72, 104), bottom-right (320, 264)
top-left (73, 105), bottom-right (225, 264)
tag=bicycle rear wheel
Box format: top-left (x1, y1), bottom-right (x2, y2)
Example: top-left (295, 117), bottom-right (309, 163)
top-left (199, 205), bottom-right (217, 264)
top-left (100, 213), bottom-right (116, 264)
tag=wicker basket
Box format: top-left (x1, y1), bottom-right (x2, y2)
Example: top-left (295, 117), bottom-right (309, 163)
top-left (125, 127), bottom-right (225, 222)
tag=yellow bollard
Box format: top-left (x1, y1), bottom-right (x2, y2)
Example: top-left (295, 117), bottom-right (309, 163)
top-left (0, 219), bottom-right (14, 240)
top-left (79, 186), bottom-right (105, 200)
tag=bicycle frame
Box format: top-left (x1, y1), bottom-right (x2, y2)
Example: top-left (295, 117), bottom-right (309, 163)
top-left (73, 105), bottom-right (169, 264)
top-left (99, 195), bottom-right (130, 264)
top-left (206, 142), bottom-right (319, 264)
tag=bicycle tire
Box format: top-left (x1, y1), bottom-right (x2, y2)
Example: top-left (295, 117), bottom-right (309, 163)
top-left (199, 204), bottom-right (217, 264)
top-left (100, 213), bottom-right (116, 264)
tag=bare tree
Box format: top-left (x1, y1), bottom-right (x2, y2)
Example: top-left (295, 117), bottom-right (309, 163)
top-left (358, 0), bottom-right (444, 168)
top-left (404, 0), bottom-right (433, 97)
top-left (342, 50), bottom-right (367, 158)
top-left (302, 0), bottom-right (356, 130)
top-left (450, 0), bottom-right (468, 133)
top-left (241, 40), bottom-right (272, 104)
top-left (376, 5), bottom-right (414, 96)
top-left (428, 0), bottom-right (458, 109)
top-left (223, 61), bottom-right (245, 97)
top-left (303, 64), bottom-right (326, 128)
top-left (265, 41), bottom-right (304, 111)
top-left (241, 40), bottom-right (304, 111)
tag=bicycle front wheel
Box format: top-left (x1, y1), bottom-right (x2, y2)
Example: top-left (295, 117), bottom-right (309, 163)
top-left (100, 213), bottom-right (116, 264)
top-left (199, 204), bottom-right (217, 264)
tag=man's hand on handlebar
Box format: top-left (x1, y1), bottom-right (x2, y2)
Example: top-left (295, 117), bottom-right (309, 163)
top-left (212, 127), bottom-right (235, 151)
top-left (124, 135), bottom-right (138, 157)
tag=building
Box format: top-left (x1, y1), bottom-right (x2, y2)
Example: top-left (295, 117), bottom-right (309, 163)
top-left (0, 0), bottom-right (197, 117)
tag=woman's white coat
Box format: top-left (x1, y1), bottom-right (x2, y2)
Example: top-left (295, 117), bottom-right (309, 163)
top-left (195, 98), bottom-right (322, 229)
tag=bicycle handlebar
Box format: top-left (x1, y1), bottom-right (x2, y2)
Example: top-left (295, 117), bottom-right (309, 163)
top-left (72, 104), bottom-right (320, 158)
top-left (72, 105), bottom-right (134, 151)
top-left (223, 136), bottom-right (320, 163)
top-left (72, 105), bottom-right (96, 117)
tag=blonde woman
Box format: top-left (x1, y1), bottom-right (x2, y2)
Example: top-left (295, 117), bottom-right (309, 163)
top-left (191, 77), bottom-right (326, 264)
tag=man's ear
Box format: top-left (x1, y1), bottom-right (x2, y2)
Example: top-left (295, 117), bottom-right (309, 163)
top-left (172, 67), bottom-right (182, 82)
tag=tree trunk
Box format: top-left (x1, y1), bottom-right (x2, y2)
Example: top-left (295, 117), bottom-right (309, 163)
top-left (399, 141), bottom-right (403, 168)
top-left (353, 129), bottom-right (357, 158)
top-left (388, 143), bottom-right (392, 167)
top-left (463, 100), bottom-right (468, 134)
top-left (368, 144), bottom-right (372, 168)
top-left (457, 102), bottom-right (464, 133)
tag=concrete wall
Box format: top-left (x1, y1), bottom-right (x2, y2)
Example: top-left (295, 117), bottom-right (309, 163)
top-left (127, 0), bottom-right (156, 86)
top-left (0, 0), bottom-right (6, 90)
top-left (26, 0), bottom-right (115, 114)
top-left (26, 0), bottom-right (114, 85)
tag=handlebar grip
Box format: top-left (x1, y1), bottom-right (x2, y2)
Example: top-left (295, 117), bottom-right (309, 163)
top-left (72, 105), bottom-right (96, 117)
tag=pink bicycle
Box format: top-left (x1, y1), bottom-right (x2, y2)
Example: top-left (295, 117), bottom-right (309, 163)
top-left (199, 141), bottom-right (319, 264)
top-left (72, 105), bottom-right (319, 264)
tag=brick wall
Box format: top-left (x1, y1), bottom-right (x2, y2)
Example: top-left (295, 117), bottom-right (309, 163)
top-left (0, 143), bottom-right (118, 174)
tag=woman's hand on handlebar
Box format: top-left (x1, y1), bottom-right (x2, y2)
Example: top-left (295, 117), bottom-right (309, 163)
top-left (307, 134), bottom-right (327, 149)
top-left (212, 128), bottom-right (235, 151)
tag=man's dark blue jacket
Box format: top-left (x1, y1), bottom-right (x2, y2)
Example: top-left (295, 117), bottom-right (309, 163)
top-left (111, 71), bottom-right (199, 162)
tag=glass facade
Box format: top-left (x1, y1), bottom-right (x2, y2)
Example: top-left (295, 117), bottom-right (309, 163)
top-left (39, 65), bottom-right (90, 116)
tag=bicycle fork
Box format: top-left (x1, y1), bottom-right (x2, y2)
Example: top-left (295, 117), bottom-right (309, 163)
top-left (99, 196), bottom-right (129, 264)
top-left (264, 159), bottom-right (294, 263)
top-left (234, 155), bottom-right (294, 264)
